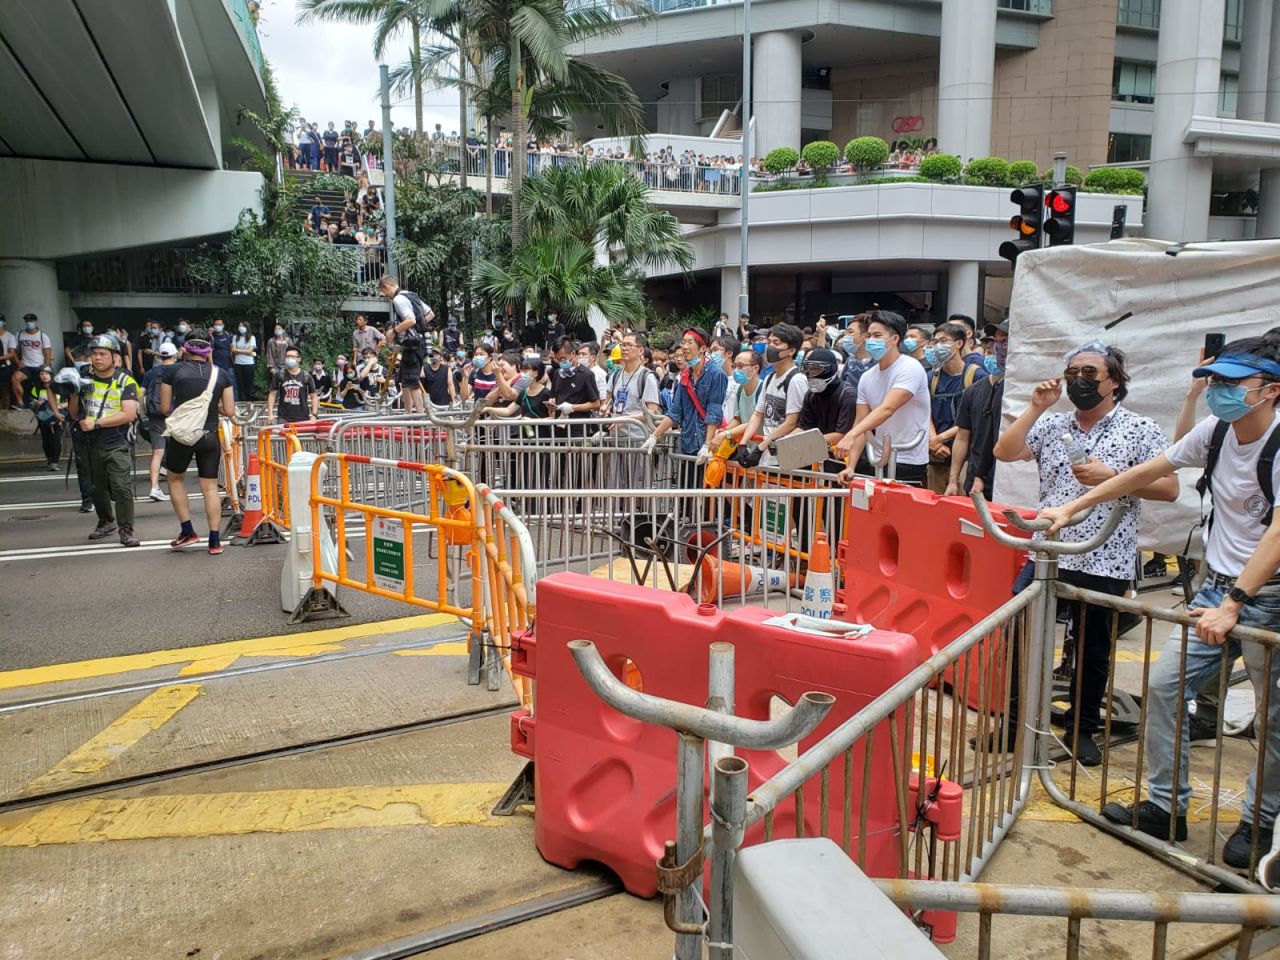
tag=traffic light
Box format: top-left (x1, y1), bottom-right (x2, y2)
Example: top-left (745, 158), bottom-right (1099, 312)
top-left (998, 184), bottom-right (1044, 266)
top-left (1044, 186), bottom-right (1077, 246)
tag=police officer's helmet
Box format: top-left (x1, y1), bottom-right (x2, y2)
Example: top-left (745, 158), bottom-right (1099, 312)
top-left (88, 333), bottom-right (122, 354)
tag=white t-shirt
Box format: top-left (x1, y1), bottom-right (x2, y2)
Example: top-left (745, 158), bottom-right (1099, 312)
top-left (755, 365), bottom-right (809, 467)
top-left (18, 331), bottom-right (50, 368)
top-left (1165, 414), bottom-right (1280, 577)
top-left (855, 354), bottom-right (931, 466)
top-left (391, 291), bottom-right (431, 327)
top-left (0, 330), bottom-right (16, 361)
top-left (592, 365), bottom-right (608, 398)
top-left (233, 335), bottom-right (257, 365)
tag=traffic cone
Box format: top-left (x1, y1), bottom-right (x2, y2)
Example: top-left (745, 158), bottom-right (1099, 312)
top-left (698, 556), bottom-right (799, 604)
top-left (234, 453), bottom-right (283, 545)
top-left (799, 532), bottom-right (835, 620)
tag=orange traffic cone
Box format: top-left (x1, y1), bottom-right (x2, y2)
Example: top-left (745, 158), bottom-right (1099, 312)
top-left (235, 453), bottom-right (283, 545)
top-left (799, 532), bottom-right (835, 620)
top-left (698, 556), bottom-right (800, 604)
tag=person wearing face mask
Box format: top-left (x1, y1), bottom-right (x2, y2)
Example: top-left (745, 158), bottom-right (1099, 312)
top-left (334, 355), bottom-right (365, 410)
top-left (834, 310), bottom-right (932, 486)
top-left (12, 314), bottom-right (53, 406)
top-left (461, 345), bottom-right (498, 401)
top-left (577, 342), bottom-right (608, 398)
top-left (1039, 337), bottom-right (1280, 869)
top-left (713, 349), bottom-right (764, 451)
top-left (948, 314), bottom-right (986, 367)
top-left (991, 339), bottom-right (1175, 767)
top-left (266, 347), bottom-right (317, 423)
top-left (0, 315), bottom-right (17, 411)
top-left (265, 323), bottom-right (292, 377)
top-left (641, 327), bottom-right (726, 487)
top-left (66, 320), bottom-right (97, 366)
top-left (548, 336), bottom-right (601, 423)
top-left (209, 320), bottom-right (233, 377)
top-left (838, 315), bottom-right (875, 392)
top-left (139, 320), bottom-right (171, 373)
top-left (736, 324), bottom-right (808, 469)
top-left (904, 325), bottom-right (931, 368)
top-left (947, 322), bottom-right (1008, 500)
top-left (311, 357), bottom-right (333, 404)
top-left (231, 323), bottom-right (258, 400)
top-left (797, 348), bottom-right (858, 474)
top-left (924, 322), bottom-right (984, 493)
top-left (421, 349), bottom-right (456, 406)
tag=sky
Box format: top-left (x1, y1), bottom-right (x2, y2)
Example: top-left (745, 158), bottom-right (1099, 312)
top-left (255, 0), bottom-right (464, 135)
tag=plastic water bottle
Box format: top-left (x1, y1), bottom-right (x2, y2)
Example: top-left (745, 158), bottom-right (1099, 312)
top-left (1061, 432), bottom-right (1089, 466)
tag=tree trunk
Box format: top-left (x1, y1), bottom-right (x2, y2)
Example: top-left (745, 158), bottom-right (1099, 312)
top-left (457, 39), bottom-right (468, 189)
top-left (485, 116), bottom-right (494, 217)
top-left (510, 80), bottom-right (525, 247)
top-left (412, 20), bottom-right (424, 137)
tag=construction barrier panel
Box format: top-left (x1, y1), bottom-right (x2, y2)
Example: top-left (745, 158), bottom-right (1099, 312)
top-left (510, 572), bottom-right (917, 898)
top-left (477, 485), bottom-right (537, 708)
top-left (838, 480), bottom-right (1032, 711)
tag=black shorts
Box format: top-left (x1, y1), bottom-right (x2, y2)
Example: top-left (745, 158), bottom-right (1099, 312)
top-left (164, 432), bottom-right (221, 479)
top-left (145, 417), bottom-right (166, 448)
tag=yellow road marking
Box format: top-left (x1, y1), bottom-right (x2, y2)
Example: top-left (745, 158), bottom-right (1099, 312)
top-left (0, 783), bottom-right (513, 847)
top-left (395, 642), bottom-right (470, 657)
top-left (1054, 647), bottom-right (1157, 665)
top-left (22, 686), bottom-right (204, 794)
top-left (178, 655), bottom-right (240, 676)
top-left (243, 643), bottom-right (345, 658)
top-left (0, 613), bottom-right (460, 692)
top-left (1019, 778), bottom-right (1240, 824)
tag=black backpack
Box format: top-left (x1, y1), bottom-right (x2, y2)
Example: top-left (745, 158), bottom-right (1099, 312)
top-left (1196, 419), bottom-right (1280, 530)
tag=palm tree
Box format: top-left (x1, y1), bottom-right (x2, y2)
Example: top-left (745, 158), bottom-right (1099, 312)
top-left (296, 0), bottom-right (429, 136)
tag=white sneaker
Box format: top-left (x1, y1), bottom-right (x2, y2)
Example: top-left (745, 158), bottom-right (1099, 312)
top-left (149, 487), bottom-right (170, 502)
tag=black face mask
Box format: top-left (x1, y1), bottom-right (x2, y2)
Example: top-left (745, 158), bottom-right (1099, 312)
top-left (765, 345), bottom-right (787, 363)
top-left (1066, 377), bottom-right (1106, 410)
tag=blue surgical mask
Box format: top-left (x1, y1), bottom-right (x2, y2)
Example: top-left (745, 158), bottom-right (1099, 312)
top-left (983, 355), bottom-right (1004, 377)
top-left (865, 338), bottom-right (888, 361)
top-left (795, 350), bottom-right (806, 364)
top-left (923, 347), bottom-right (939, 366)
top-left (709, 351), bottom-right (724, 367)
top-left (932, 343), bottom-right (953, 363)
top-left (688, 352), bottom-right (703, 367)
top-left (752, 342), bottom-right (766, 355)
top-left (25, 322), bottom-right (36, 331)
top-left (902, 337), bottom-right (918, 354)
top-left (840, 337), bottom-right (856, 356)
top-left (1205, 383), bottom-right (1268, 423)
top-left (732, 369), bottom-right (749, 385)
top-left (559, 359), bottom-right (573, 372)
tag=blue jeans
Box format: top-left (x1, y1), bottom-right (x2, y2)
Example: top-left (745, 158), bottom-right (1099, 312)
top-left (1146, 582), bottom-right (1280, 826)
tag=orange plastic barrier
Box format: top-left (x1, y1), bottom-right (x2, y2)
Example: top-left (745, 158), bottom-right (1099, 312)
top-left (477, 485), bottom-right (536, 708)
top-left (510, 572), bottom-right (918, 898)
top-left (837, 481), bottom-right (1032, 711)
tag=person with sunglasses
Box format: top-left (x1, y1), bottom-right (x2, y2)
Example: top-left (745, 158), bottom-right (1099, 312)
top-left (992, 339), bottom-right (1177, 767)
top-left (1040, 335), bottom-right (1280, 874)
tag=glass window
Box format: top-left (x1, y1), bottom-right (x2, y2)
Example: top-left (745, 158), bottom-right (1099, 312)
top-left (1106, 133), bottom-right (1152, 164)
top-left (1224, 0), bottom-right (1243, 41)
top-left (1117, 0), bottom-right (1159, 28)
top-left (699, 74), bottom-right (741, 121)
top-left (1112, 60), bottom-right (1156, 103)
top-left (1220, 73), bottom-right (1239, 117)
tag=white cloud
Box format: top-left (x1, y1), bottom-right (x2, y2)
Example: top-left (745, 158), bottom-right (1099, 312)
top-left (255, 0), bottom-right (467, 135)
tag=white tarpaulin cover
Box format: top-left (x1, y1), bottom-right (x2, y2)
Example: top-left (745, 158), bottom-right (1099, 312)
top-left (995, 237), bottom-right (1280, 558)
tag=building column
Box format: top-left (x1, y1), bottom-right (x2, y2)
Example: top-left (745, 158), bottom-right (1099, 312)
top-left (937, 0), bottom-right (996, 163)
top-left (754, 31), bottom-right (802, 158)
top-left (1146, 0), bottom-right (1224, 242)
top-left (0, 259), bottom-right (66, 366)
top-left (947, 261), bottom-right (982, 324)
top-left (1257, 2), bottom-right (1280, 237)
top-left (721, 266), bottom-right (742, 321)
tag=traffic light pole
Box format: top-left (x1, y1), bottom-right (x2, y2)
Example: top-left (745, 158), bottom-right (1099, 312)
top-left (738, 0), bottom-right (752, 321)
top-left (1052, 151), bottom-right (1067, 189)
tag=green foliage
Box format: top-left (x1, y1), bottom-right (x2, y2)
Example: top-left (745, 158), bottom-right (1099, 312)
top-left (763, 147), bottom-right (801, 176)
top-left (1083, 166), bottom-right (1145, 194)
top-left (644, 304), bottom-right (718, 340)
top-left (1039, 165), bottom-right (1086, 186)
top-left (307, 172), bottom-right (361, 197)
top-left (919, 153), bottom-right (963, 181)
top-left (863, 175), bottom-right (932, 184)
top-left (845, 136), bottom-right (890, 169)
top-left (1007, 161), bottom-right (1039, 186)
top-left (963, 156), bottom-right (1010, 186)
top-left (801, 140), bottom-right (840, 174)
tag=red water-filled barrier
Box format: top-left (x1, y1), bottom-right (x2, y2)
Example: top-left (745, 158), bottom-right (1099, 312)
top-left (837, 481), bottom-right (1033, 711)
top-left (510, 572), bottom-right (918, 898)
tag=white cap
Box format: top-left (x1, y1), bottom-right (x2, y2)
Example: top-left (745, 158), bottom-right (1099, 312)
top-left (158, 343), bottom-right (179, 358)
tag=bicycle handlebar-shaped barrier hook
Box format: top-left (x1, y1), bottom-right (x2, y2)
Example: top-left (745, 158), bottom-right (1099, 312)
top-left (865, 429), bottom-right (927, 482)
top-left (968, 492), bottom-right (1128, 556)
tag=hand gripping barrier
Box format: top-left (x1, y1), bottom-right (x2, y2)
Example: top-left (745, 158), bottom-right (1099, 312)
top-left (837, 480), bottom-right (1033, 711)
top-left (509, 572), bottom-right (918, 905)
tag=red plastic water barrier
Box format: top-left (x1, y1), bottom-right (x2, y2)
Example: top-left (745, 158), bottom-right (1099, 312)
top-left (348, 425), bottom-right (448, 443)
top-left (510, 572), bottom-right (919, 898)
top-left (837, 481), bottom-right (1033, 711)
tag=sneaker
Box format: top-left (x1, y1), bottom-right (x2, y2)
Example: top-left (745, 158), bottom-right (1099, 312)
top-left (1188, 715), bottom-right (1218, 743)
top-left (170, 532), bottom-right (200, 550)
top-left (1062, 730), bottom-right (1102, 767)
top-left (79, 501), bottom-right (93, 513)
top-left (149, 487), bottom-right (170, 502)
top-left (1224, 820), bottom-right (1274, 869)
top-left (118, 526), bottom-right (140, 548)
top-left (1142, 557), bottom-right (1169, 579)
top-left (47, 461), bottom-right (59, 471)
top-left (1101, 799), bottom-right (1188, 842)
top-left (209, 541), bottom-right (224, 556)
top-left (88, 522), bottom-right (116, 540)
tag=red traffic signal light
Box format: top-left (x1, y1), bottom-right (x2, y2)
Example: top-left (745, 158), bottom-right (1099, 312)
top-left (999, 184), bottom-right (1044, 266)
top-left (1044, 186), bottom-right (1077, 246)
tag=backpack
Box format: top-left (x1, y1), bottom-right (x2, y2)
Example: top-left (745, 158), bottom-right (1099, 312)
top-left (760, 368), bottom-right (801, 422)
top-left (396, 291), bottom-right (433, 353)
top-left (1196, 419), bottom-right (1280, 531)
top-left (164, 364), bottom-right (220, 445)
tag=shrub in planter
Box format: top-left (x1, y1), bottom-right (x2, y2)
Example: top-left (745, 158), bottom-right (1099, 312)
top-left (801, 140), bottom-right (840, 175)
top-left (1007, 160), bottom-right (1039, 185)
top-left (762, 146), bottom-right (800, 177)
top-left (1040, 165), bottom-right (1086, 186)
top-left (963, 156), bottom-right (1010, 186)
top-left (845, 136), bottom-right (890, 170)
top-left (920, 153), bottom-right (963, 181)
top-left (1083, 166), bottom-right (1146, 194)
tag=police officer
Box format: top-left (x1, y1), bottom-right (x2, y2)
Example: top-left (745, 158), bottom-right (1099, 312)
top-left (69, 334), bottom-right (141, 547)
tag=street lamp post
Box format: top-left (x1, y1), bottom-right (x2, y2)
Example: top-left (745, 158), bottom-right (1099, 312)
top-left (738, 0), bottom-right (751, 321)
top-left (380, 64), bottom-right (398, 278)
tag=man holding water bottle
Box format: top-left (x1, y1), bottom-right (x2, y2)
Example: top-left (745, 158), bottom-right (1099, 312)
top-left (990, 340), bottom-right (1177, 765)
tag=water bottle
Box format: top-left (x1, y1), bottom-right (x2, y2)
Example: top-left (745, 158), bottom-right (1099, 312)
top-left (1061, 432), bottom-right (1089, 466)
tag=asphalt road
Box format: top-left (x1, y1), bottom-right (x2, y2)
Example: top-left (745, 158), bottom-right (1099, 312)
top-left (0, 447), bottom-right (426, 671)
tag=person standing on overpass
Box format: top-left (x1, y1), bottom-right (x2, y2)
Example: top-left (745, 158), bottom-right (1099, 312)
top-left (160, 329), bottom-right (236, 555)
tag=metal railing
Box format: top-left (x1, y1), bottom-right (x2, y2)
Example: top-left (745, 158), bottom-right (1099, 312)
top-left (225, 0), bottom-right (265, 75)
top-left (572, 0), bottom-right (1051, 17)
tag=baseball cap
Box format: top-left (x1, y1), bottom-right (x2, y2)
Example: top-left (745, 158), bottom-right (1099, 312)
top-left (984, 320), bottom-right (1010, 336)
top-left (1193, 353), bottom-right (1280, 380)
top-left (158, 342), bottom-right (180, 358)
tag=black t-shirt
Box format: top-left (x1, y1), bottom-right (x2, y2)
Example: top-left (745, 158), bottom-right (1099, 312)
top-left (160, 360), bottom-right (233, 435)
top-left (312, 371), bottom-right (333, 396)
top-left (798, 381), bottom-right (857, 436)
top-left (955, 376), bottom-right (1005, 495)
top-left (271, 369), bottom-right (313, 422)
top-left (421, 362), bottom-right (452, 405)
top-left (516, 385), bottom-right (554, 419)
top-left (551, 365), bottom-right (599, 418)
